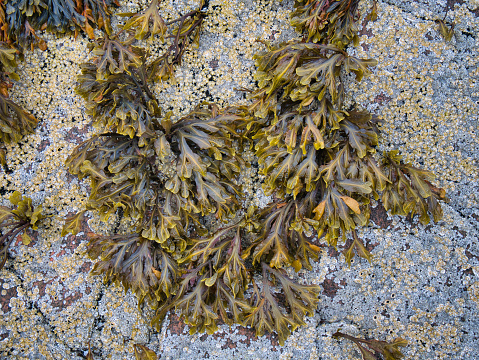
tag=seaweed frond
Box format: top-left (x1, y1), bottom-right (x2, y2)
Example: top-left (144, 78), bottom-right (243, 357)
top-left (333, 331), bottom-right (408, 359)
top-left (290, 0), bottom-right (360, 48)
top-left (5, 0), bottom-right (119, 48)
top-left (64, 0), bottom-right (448, 347)
top-left (0, 191), bottom-right (46, 270)
top-left (0, 37), bottom-right (38, 165)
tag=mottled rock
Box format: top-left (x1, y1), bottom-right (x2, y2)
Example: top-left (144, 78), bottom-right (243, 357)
top-left (0, 0), bottom-right (478, 359)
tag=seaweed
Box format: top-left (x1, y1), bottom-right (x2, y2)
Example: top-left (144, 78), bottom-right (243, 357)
top-left (120, 0), bottom-right (167, 41)
top-left (244, 6), bottom-right (447, 262)
top-left (0, 191), bottom-right (46, 270)
top-left (290, 0), bottom-right (360, 48)
top-left (149, 211), bottom-right (321, 345)
top-left (147, 2), bottom-right (206, 81)
top-left (0, 2), bottom-right (38, 165)
top-left (77, 0), bottom-right (119, 38)
top-left (5, 0), bottom-right (118, 49)
top-left (0, 91), bottom-right (38, 144)
top-left (133, 344), bottom-right (157, 360)
top-left (437, 18), bottom-right (454, 42)
top-left (66, 0), bottom-right (247, 314)
top-left (333, 331), bottom-right (408, 360)
top-left (64, 0), bottom-right (448, 348)
top-left (66, 103), bottom-right (244, 229)
top-left (0, 0), bottom-right (119, 165)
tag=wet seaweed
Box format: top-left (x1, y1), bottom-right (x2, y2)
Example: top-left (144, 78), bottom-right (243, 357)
top-left (0, 2), bottom-right (38, 165)
top-left (0, 191), bottom-right (46, 270)
top-left (64, 0), bottom-right (447, 347)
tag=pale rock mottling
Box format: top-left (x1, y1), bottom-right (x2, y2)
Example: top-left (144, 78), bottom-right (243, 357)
top-left (0, 0), bottom-right (478, 359)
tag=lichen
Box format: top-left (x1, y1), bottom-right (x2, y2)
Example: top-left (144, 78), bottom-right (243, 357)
top-left (0, 0), bottom-right (478, 359)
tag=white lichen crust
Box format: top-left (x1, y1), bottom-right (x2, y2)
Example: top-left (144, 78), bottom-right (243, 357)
top-left (0, 0), bottom-right (478, 359)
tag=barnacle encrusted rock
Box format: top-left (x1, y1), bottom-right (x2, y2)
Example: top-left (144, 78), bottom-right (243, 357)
top-left (0, 0), bottom-right (478, 359)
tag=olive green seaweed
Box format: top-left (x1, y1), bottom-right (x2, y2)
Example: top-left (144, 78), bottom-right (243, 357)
top-left (0, 191), bottom-right (46, 270)
top-left (62, 0), bottom-right (447, 350)
top-left (0, 0), bottom-right (119, 165)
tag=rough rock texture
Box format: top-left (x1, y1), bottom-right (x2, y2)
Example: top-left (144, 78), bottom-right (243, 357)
top-left (0, 0), bottom-right (478, 359)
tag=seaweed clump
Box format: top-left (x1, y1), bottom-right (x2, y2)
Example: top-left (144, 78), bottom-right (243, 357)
top-left (246, 40), bottom-right (445, 265)
top-left (0, 191), bottom-right (46, 270)
top-left (290, 0), bottom-right (360, 47)
top-left (333, 331), bottom-right (408, 360)
top-left (64, 0), bottom-right (447, 349)
top-left (0, 1), bottom-right (38, 165)
top-left (0, 0), bottom-right (119, 165)
top-left (64, 0), bottom-right (245, 315)
top-left (5, 0), bottom-right (119, 49)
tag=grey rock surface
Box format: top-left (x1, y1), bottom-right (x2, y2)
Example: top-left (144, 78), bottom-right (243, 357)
top-left (0, 0), bottom-right (478, 359)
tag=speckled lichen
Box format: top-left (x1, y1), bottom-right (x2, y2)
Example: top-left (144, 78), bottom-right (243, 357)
top-left (1, 0), bottom-right (479, 359)
top-left (346, 3), bottom-right (479, 194)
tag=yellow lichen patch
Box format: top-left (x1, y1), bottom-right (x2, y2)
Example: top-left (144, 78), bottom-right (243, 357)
top-left (468, 281), bottom-right (479, 308)
top-left (0, 0), bottom-right (478, 359)
top-left (347, 3), bottom-right (479, 195)
top-left (151, 0), bottom-right (294, 120)
top-left (0, 34), bottom-right (92, 216)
